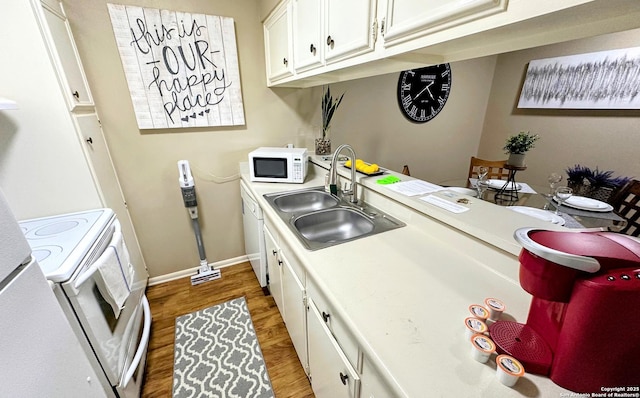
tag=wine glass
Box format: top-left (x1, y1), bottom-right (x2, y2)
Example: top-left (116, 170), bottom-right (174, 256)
top-left (554, 186), bottom-right (573, 215)
top-left (476, 179), bottom-right (490, 201)
top-left (477, 166), bottom-right (489, 182)
top-left (547, 173), bottom-right (563, 197)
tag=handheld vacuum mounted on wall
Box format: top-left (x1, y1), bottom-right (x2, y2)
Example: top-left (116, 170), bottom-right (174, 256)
top-left (178, 160), bottom-right (221, 285)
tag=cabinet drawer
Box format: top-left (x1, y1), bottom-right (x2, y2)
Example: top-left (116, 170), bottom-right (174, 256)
top-left (307, 278), bottom-right (359, 370)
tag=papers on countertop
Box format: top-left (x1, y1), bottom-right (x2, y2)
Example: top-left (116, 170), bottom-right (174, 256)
top-left (384, 180), bottom-right (445, 196)
top-left (420, 195), bottom-right (470, 213)
top-left (469, 178), bottom-right (537, 194)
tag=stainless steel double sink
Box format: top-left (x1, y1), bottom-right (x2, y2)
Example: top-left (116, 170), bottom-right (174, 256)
top-left (264, 186), bottom-right (405, 250)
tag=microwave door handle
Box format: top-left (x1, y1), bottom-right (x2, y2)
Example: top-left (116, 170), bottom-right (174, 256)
top-left (123, 295), bottom-right (151, 387)
top-left (73, 221), bottom-right (123, 289)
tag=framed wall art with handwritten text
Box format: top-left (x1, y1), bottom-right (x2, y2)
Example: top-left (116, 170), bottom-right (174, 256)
top-left (107, 4), bottom-right (245, 129)
top-left (518, 46), bottom-right (640, 109)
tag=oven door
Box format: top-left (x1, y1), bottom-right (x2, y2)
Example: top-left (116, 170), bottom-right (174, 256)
top-left (61, 219), bottom-right (148, 391)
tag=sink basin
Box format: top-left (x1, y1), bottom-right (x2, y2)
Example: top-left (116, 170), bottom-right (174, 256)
top-left (273, 190), bottom-right (339, 213)
top-left (294, 208), bottom-right (374, 243)
top-left (264, 186), bottom-right (405, 250)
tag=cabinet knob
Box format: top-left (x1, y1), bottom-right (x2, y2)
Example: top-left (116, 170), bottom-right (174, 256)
top-left (339, 372), bottom-right (348, 385)
top-left (283, 57), bottom-right (288, 66)
top-left (278, 259), bottom-right (283, 266)
top-left (326, 35), bottom-right (334, 46)
top-left (272, 249), bottom-right (277, 256)
top-left (86, 137), bottom-right (93, 144)
top-left (309, 43), bottom-right (316, 54)
top-left (322, 311), bottom-right (330, 322)
top-left (72, 90), bottom-right (80, 99)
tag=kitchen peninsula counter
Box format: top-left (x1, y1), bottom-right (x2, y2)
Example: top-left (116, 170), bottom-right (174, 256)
top-left (240, 157), bottom-right (571, 397)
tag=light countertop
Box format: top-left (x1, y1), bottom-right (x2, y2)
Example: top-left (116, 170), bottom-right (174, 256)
top-left (240, 156), bottom-right (571, 397)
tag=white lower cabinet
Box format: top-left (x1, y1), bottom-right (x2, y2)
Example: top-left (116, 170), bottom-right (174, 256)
top-left (359, 355), bottom-right (395, 398)
top-left (264, 223), bottom-right (308, 373)
top-left (264, 225), bottom-right (285, 316)
top-left (308, 298), bottom-right (360, 398)
top-left (280, 250), bottom-right (308, 374)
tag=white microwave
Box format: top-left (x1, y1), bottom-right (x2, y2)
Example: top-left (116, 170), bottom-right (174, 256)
top-left (248, 147), bottom-right (309, 183)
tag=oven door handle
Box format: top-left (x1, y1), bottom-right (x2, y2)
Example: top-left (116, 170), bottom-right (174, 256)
top-left (123, 294), bottom-right (151, 387)
top-left (73, 221), bottom-right (122, 289)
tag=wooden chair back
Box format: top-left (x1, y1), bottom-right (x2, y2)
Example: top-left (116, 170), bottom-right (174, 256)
top-left (468, 157), bottom-right (509, 180)
top-left (609, 179), bottom-right (640, 237)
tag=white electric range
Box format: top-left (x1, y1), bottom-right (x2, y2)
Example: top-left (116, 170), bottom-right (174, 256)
top-left (19, 208), bottom-right (150, 398)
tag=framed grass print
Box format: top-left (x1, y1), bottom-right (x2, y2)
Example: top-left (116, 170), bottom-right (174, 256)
top-left (518, 46), bottom-right (640, 109)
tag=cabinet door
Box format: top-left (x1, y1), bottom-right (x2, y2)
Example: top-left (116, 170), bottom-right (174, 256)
top-left (308, 299), bottom-right (360, 398)
top-left (293, 0), bottom-right (323, 72)
top-left (73, 114), bottom-right (146, 278)
top-left (264, 226), bottom-right (284, 317)
top-left (325, 0), bottom-right (377, 63)
top-left (382, 0), bottom-right (508, 45)
top-left (281, 252), bottom-right (308, 373)
top-left (36, 0), bottom-right (93, 110)
top-left (264, 1), bottom-right (294, 82)
top-left (359, 355), bottom-right (395, 398)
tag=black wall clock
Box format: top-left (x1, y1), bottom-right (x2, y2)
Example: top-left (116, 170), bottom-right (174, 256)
top-left (397, 63), bottom-right (452, 123)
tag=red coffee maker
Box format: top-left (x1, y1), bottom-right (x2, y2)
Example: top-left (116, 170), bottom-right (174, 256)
top-left (489, 228), bottom-right (640, 393)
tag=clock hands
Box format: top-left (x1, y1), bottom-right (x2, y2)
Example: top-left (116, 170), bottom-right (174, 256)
top-left (413, 81), bottom-right (435, 100)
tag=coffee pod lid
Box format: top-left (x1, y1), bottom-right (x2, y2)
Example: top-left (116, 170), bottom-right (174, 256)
top-left (469, 304), bottom-right (489, 320)
top-left (496, 354), bottom-right (525, 377)
top-left (470, 333), bottom-right (496, 354)
top-left (464, 317), bottom-right (488, 334)
top-left (484, 297), bottom-right (506, 312)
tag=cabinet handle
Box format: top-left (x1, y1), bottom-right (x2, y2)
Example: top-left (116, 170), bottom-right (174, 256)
top-left (309, 43), bottom-right (316, 54)
top-left (326, 35), bottom-right (334, 46)
top-left (72, 90), bottom-right (80, 99)
top-left (322, 311), bottom-right (330, 322)
top-left (272, 249), bottom-right (277, 256)
top-left (86, 137), bottom-right (93, 144)
top-left (278, 259), bottom-right (283, 266)
top-left (283, 57), bottom-right (288, 66)
top-left (339, 372), bottom-right (348, 385)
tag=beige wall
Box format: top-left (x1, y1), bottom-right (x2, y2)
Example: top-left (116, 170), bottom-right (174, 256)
top-left (314, 56), bottom-right (497, 184)
top-left (479, 28), bottom-right (640, 188)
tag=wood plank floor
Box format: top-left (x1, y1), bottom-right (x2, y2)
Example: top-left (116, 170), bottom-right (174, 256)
top-left (142, 262), bottom-right (314, 398)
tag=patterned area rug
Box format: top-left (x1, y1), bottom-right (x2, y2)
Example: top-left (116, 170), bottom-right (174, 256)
top-left (172, 297), bottom-right (274, 398)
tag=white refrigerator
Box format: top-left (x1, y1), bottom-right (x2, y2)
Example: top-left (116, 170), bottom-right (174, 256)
top-left (0, 188), bottom-right (109, 398)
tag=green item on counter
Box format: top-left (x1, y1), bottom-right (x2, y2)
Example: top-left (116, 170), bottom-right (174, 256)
top-left (377, 176), bottom-right (401, 185)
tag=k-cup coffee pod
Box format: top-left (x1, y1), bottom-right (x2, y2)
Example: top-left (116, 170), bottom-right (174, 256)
top-left (464, 317), bottom-right (488, 339)
top-left (470, 333), bottom-right (495, 363)
top-left (484, 298), bottom-right (505, 321)
top-left (496, 354), bottom-right (525, 387)
top-left (469, 304), bottom-right (489, 321)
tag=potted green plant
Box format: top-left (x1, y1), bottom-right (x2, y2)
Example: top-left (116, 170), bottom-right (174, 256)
top-left (316, 85), bottom-right (344, 155)
top-left (503, 131), bottom-right (540, 166)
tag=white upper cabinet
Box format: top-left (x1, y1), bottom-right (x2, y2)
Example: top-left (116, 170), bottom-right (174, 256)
top-left (381, 0), bottom-right (508, 46)
top-left (35, 0), bottom-right (94, 110)
top-left (293, 0), bottom-right (324, 72)
top-left (266, 0), bottom-right (640, 87)
top-left (264, 0), bottom-right (294, 82)
top-left (292, 0), bottom-right (377, 72)
top-left (324, 0), bottom-right (378, 63)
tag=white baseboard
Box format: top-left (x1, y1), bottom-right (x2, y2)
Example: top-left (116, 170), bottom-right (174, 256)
top-left (147, 255), bottom-right (249, 286)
